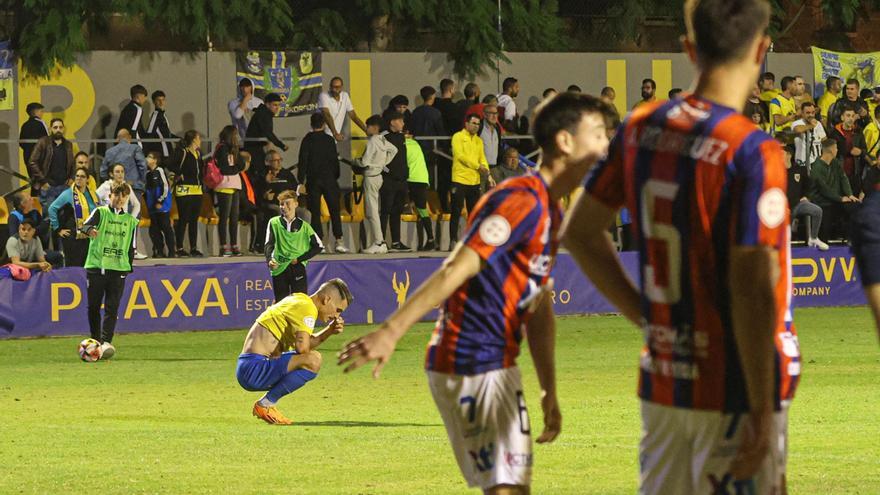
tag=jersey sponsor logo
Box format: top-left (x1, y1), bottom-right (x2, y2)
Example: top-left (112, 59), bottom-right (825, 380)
top-left (303, 316), bottom-right (316, 329)
top-left (758, 188), bottom-right (787, 229)
top-left (468, 443), bottom-right (495, 472)
top-left (478, 214), bottom-right (511, 247)
top-left (505, 452), bottom-right (533, 467)
top-left (640, 353), bottom-right (701, 380)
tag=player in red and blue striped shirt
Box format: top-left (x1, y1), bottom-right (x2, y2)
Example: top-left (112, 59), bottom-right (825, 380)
top-left (563, 1), bottom-right (797, 494)
top-left (340, 92), bottom-right (617, 493)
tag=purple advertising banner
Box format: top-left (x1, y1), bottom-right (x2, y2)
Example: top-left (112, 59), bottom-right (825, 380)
top-left (0, 247), bottom-right (866, 339)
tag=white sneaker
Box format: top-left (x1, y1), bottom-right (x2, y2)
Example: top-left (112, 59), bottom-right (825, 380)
top-left (133, 251), bottom-right (148, 260)
top-left (335, 243), bottom-right (350, 254)
top-left (808, 238), bottom-right (830, 251)
top-left (100, 342), bottom-right (116, 360)
top-left (363, 242), bottom-right (388, 254)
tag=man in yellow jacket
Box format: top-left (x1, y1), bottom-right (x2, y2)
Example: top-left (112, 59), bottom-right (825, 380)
top-left (449, 113), bottom-right (489, 248)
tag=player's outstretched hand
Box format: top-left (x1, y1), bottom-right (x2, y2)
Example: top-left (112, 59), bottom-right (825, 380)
top-left (729, 410), bottom-right (772, 480)
top-left (337, 324), bottom-right (399, 378)
top-left (536, 391), bottom-right (561, 444)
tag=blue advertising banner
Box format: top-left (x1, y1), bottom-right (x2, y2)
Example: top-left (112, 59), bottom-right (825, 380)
top-left (0, 247), bottom-right (866, 339)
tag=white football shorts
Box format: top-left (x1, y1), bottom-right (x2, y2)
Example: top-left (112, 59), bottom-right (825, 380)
top-left (427, 367), bottom-right (533, 490)
top-left (639, 400), bottom-right (790, 495)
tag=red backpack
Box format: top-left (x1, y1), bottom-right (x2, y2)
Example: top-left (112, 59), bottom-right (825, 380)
top-left (202, 146), bottom-right (223, 189)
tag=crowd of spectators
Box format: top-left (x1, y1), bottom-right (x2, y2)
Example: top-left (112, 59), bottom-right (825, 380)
top-left (12, 67), bottom-right (869, 275)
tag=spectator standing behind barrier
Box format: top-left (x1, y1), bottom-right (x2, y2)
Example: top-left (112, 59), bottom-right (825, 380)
top-left (830, 108), bottom-right (870, 195)
top-left (758, 71), bottom-right (780, 104)
top-left (818, 76), bottom-right (842, 125)
top-left (828, 79), bottom-right (870, 129)
top-left (266, 190), bottom-right (323, 302)
top-left (145, 90), bottom-right (178, 158)
top-left (144, 152), bottom-right (176, 258)
top-left (810, 138), bottom-right (860, 241)
top-left (245, 93), bottom-right (288, 178)
top-left (258, 150), bottom-right (307, 242)
top-left (5, 218), bottom-right (57, 272)
top-left (405, 130), bottom-right (435, 251)
top-left (453, 83), bottom-right (480, 130)
top-left (632, 78), bottom-right (656, 109)
top-left (229, 78), bottom-right (264, 141)
top-left (543, 88), bottom-right (558, 100)
top-left (214, 125), bottom-right (247, 257)
top-left (792, 101), bottom-right (826, 168)
top-left (491, 147), bottom-right (526, 186)
top-left (433, 79), bottom-right (457, 214)
top-left (81, 182), bottom-right (139, 360)
top-left (100, 129), bottom-right (147, 193)
top-left (48, 166), bottom-right (98, 266)
top-left (449, 114), bottom-right (489, 249)
top-left (863, 106), bottom-right (880, 161)
top-left (480, 103), bottom-right (503, 189)
top-left (783, 144), bottom-right (828, 251)
top-left (298, 113), bottom-right (348, 253)
top-left (8, 193), bottom-right (50, 252)
top-left (19, 102), bottom-right (48, 167)
top-left (380, 112), bottom-right (410, 252)
top-left (381, 95), bottom-right (411, 132)
top-left (96, 163), bottom-right (141, 217)
top-left (769, 76), bottom-right (798, 136)
top-left (115, 84), bottom-right (148, 148)
top-left (744, 83), bottom-right (770, 133)
top-left (496, 77), bottom-right (519, 130)
top-left (360, 115), bottom-right (397, 254)
top-left (168, 130), bottom-right (205, 258)
top-left (318, 76), bottom-right (367, 144)
top-left (27, 118), bottom-right (74, 225)
top-left (410, 86), bottom-right (445, 199)
top-left (793, 76), bottom-right (813, 111)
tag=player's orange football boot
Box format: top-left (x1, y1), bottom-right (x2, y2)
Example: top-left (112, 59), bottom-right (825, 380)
top-left (252, 401), bottom-right (293, 425)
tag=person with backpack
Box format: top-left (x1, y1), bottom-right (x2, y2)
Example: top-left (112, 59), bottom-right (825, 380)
top-left (168, 130), bottom-right (205, 257)
top-left (213, 125), bottom-right (247, 257)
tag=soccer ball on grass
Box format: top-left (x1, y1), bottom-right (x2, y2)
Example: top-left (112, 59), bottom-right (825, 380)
top-left (78, 338), bottom-right (103, 362)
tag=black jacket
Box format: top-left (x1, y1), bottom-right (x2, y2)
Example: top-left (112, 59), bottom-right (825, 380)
top-left (145, 109), bottom-right (178, 157)
top-left (787, 162), bottom-right (811, 208)
top-left (167, 147), bottom-right (203, 187)
top-left (410, 104), bottom-right (445, 154)
top-left (115, 101), bottom-right (147, 144)
top-left (245, 104), bottom-right (285, 151)
top-left (434, 97), bottom-right (458, 137)
top-left (19, 116), bottom-right (48, 165)
top-left (214, 143), bottom-right (246, 176)
top-left (383, 131), bottom-right (408, 182)
top-left (297, 131), bottom-right (340, 185)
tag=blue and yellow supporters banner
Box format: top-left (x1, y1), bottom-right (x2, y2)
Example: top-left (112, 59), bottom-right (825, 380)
top-left (812, 46), bottom-right (880, 91)
top-left (236, 50), bottom-right (322, 116)
top-left (0, 41), bottom-right (14, 110)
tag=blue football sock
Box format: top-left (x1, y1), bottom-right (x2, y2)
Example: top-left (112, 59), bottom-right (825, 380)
top-left (265, 369), bottom-right (317, 404)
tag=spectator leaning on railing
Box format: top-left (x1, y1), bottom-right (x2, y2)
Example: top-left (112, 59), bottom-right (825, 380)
top-left (319, 76), bottom-right (367, 145)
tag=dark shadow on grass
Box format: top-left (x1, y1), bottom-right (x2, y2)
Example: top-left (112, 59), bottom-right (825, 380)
top-left (295, 420), bottom-right (442, 428)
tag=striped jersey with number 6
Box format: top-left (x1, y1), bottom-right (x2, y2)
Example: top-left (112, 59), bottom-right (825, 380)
top-left (585, 95), bottom-right (800, 412)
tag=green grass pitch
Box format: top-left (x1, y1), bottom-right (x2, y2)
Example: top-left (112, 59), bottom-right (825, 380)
top-left (1, 307), bottom-right (878, 494)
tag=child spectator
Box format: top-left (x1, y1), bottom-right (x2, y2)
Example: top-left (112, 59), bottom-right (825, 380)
top-left (144, 151), bottom-right (176, 258)
top-left (359, 114), bottom-right (397, 254)
top-left (265, 190), bottom-right (323, 302)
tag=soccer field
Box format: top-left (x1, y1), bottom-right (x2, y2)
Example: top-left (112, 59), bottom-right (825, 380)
top-left (1, 307), bottom-right (878, 494)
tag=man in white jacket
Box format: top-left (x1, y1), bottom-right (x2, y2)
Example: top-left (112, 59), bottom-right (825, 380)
top-left (359, 115), bottom-right (397, 254)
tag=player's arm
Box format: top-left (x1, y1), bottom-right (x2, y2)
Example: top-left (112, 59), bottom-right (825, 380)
top-left (338, 244), bottom-right (483, 377)
top-left (307, 317), bottom-right (346, 350)
top-left (525, 289), bottom-right (561, 444)
top-left (728, 245), bottom-right (779, 479)
top-left (561, 194), bottom-right (642, 326)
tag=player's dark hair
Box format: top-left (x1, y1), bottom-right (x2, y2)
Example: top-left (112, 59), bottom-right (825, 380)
top-left (420, 86), bottom-right (436, 102)
top-left (50, 117), bottom-right (64, 127)
top-left (482, 94), bottom-right (498, 105)
top-left (600, 86), bottom-right (614, 97)
top-left (365, 114), bottom-right (383, 128)
top-left (668, 88), bottom-right (683, 99)
top-left (502, 77), bottom-right (518, 93)
top-left (20, 217), bottom-right (38, 229)
top-left (146, 151), bottom-right (161, 161)
top-left (151, 90), bottom-right (166, 102)
top-left (439, 78), bottom-right (454, 94)
top-left (642, 78), bottom-right (657, 90)
top-left (760, 72), bottom-right (776, 83)
top-left (860, 88), bottom-right (874, 101)
top-left (780, 76), bottom-right (795, 92)
top-left (75, 151), bottom-right (89, 160)
top-left (465, 113), bottom-right (481, 124)
top-left (825, 76), bottom-right (840, 89)
top-left (567, 84), bottom-right (582, 93)
top-left (800, 101), bottom-right (816, 111)
top-left (543, 88), bottom-right (557, 98)
top-left (387, 111), bottom-right (405, 123)
top-left (111, 182), bottom-right (132, 197)
top-left (321, 278), bottom-right (354, 305)
top-left (277, 190), bottom-right (298, 202)
top-left (532, 93), bottom-right (617, 155)
top-left (685, 0), bottom-right (771, 66)
top-left (821, 138), bottom-right (837, 151)
top-left (238, 78), bottom-right (253, 88)
top-left (846, 78), bottom-right (860, 88)
top-left (310, 112), bottom-right (325, 129)
top-left (25, 102), bottom-right (43, 116)
top-left (330, 76), bottom-right (344, 85)
top-left (130, 84), bottom-right (148, 98)
top-left (265, 93), bottom-right (282, 104)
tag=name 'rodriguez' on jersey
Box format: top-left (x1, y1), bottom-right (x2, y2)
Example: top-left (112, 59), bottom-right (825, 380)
top-left (584, 95), bottom-right (800, 413)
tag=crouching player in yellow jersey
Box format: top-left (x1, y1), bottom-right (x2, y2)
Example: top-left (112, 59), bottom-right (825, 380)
top-left (237, 278), bottom-right (353, 424)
